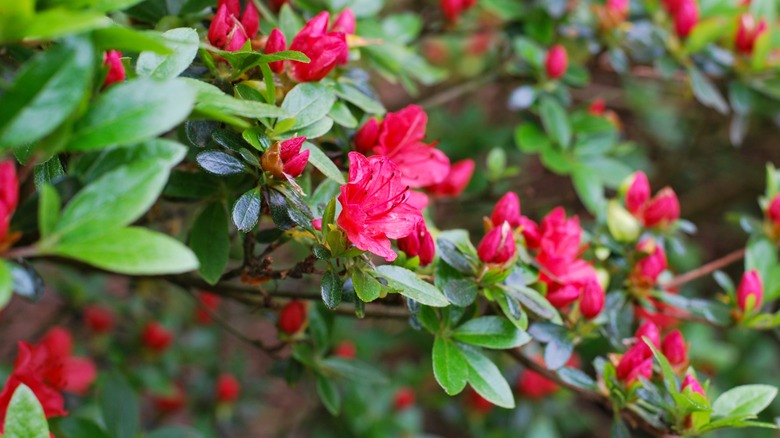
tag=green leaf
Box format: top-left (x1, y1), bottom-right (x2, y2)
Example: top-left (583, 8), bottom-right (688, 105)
top-left (99, 372), bottom-right (140, 438)
top-left (0, 261), bottom-right (11, 310)
top-left (302, 142), bottom-right (345, 184)
top-left (572, 165), bottom-right (605, 214)
top-left (352, 269), bottom-right (381, 302)
top-left (713, 385), bottom-right (778, 418)
top-left (432, 337), bottom-right (468, 395)
top-left (75, 139), bottom-right (187, 182)
top-left (376, 265), bottom-right (449, 307)
top-left (145, 426), bottom-right (202, 438)
top-left (319, 357), bottom-right (388, 383)
top-left (643, 337), bottom-right (679, 396)
top-left (38, 184), bottom-right (61, 238)
top-left (232, 188), bottom-right (262, 232)
top-left (504, 285), bottom-right (562, 324)
top-left (48, 227), bottom-right (199, 275)
top-left (196, 150), bottom-right (247, 175)
top-left (328, 101), bottom-right (358, 128)
top-left (34, 156), bottom-right (65, 189)
top-left (685, 18), bottom-right (726, 53)
top-left (191, 202), bottom-right (229, 285)
top-left (539, 96), bottom-right (571, 149)
top-left (441, 279), bottom-right (478, 307)
top-left (459, 345), bottom-right (515, 408)
top-left (69, 78), bottom-right (196, 151)
top-left (56, 417), bottom-right (112, 438)
top-left (688, 66), bottom-right (729, 115)
top-left (9, 10), bottom-right (110, 43)
top-left (3, 384), bottom-right (49, 438)
top-left (333, 82), bottom-right (385, 115)
top-left (136, 28), bottom-right (198, 79)
top-left (514, 123), bottom-right (550, 153)
top-left (0, 37), bottom-right (93, 150)
top-left (53, 158), bottom-right (177, 239)
top-left (186, 79), bottom-right (287, 123)
top-left (315, 374), bottom-right (341, 415)
top-left (91, 27), bottom-right (171, 54)
top-left (321, 269), bottom-right (342, 309)
top-left (280, 83), bottom-right (337, 131)
top-left (452, 316), bottom-right (531, 349)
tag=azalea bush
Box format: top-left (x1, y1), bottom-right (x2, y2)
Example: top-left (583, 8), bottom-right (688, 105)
top-left (3, 0), bottom-right (780, 436)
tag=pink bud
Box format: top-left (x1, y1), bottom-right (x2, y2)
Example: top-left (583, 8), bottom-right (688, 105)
top-left (768, 194), bottom-right (780, 226)
top-left (606, 0), bottom-right (629, 18)
top-left (224, 23), bottom-right (249, 52)
top-left (208, 4), bottom-right (232, 48)
top-left (102, 50), bottom-right (126, 88)
top-left (661, 330), bottom-right (687, 366)
top-left (311, 218), bottom-right (323, 230)
top-left (331, 8), bottom-right (356, 34)
top-left (427, 159), bottom-right (475, 197)
top-left (265, 28), bottom-right (287, 74)
top-left (491, 192), bottom-right (521, 228)
top-left (674, 0), bottom-right (699, 38)
top-left (642, 187), bottom-right (680, 228)
top-left (626, 358), bottom-right (654, 384)
top-left (616, 343), bottom-right (652, 382)
top-left (240, 1), bottom-right (260, 38)
top-left (477, 221), bottom-right (516, 264)
top-left (0, 161), bottom-right (19, 212)
top-left (625, 171), bottom-right (650, 216)
top-left (546, 284), bottom-right (581, 308)
top-left (299, 11), bottom-right (330, 38)
top-left (580, 277), bottom-right (605, 319)
top-left (662, 0), bottom-right (684, 14)
top-left (397, 221), bottom-right (436, 266)
top-left (681, 374), bottom-right (705, 396)
top-left (353, 118), bottom-right (380, 153)
top-left (289, 13), bottom-right (348, 82)
top-left (440, 0), bottom-right (466, 22)
top-left (635, 320), bottom-right (661, 350)
top-left (279, 136), bottom-right (309, 177)
top-left (0, 203), bottom-right (10, 241)
top-left (545, 44), bottom-right (568, 79)
top-left (735, 13), bottom-right (767, 54)
top-left (519, 216), bottom-right (541, 250)
top-left (632, 238), bottom-right (667, 287)
top-left (588, 98), bottom-right (606, 116)
top-left (737, 269), bottom-right (763, 312)
top-left (217, 0), bottom-right (240, 18)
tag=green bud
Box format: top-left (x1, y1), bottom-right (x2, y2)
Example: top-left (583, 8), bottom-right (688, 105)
top-left (607, 200), bottom-right (641, 242)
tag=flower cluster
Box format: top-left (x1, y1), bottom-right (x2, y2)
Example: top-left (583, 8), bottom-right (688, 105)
top-left (616, 321), bottom-right (688, 384)
top-left (208, 0), bottom-right (259, 51)
top-left (0, 328), bottom-right (96, 431)
top-left (624, 171), bottom-right (680, 229)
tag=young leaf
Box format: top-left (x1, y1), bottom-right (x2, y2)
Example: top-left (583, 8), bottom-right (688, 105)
top-left (136, 28), bottom-right (199, 79)
top-left (352, 269), bottom-right (381, 302)
top-left (3, 384), bottom-right (49, 438)
top-left (375, 265), bottom-right (449, 307)
top-left (712, 385), bottom-right (778, 418)
top-left (459, 344), bottom-right (515, 408)
top-left (315, 374), bottom-right (341, 416)
top-left (279, 83), bottom-right (336, 131)
top-left (432, 337), bottom-right (468, 395)
top-left (452, 316), bottom-right (531, 349)
top-left (190, 202), bottom-right (230, 285)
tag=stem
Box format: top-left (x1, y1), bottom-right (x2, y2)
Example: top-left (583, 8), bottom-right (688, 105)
top-left (663, 247), bottom-right (746, 290)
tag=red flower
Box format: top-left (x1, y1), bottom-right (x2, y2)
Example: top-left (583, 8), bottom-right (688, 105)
top-left (209, 0), bottom-right (258, 51)
top-left (195, 292), bottom-right (221, 324)
top-left (517, 370), bottom-right (558, 399)
top-left (353, 118), bottom-right (380, 154)
top-left (519, 216), bottom-right (541, 249)
top-left (616, 343), bottom-right (653, 384)
top-left (661, 329), bottom-right (687, 367)
top-left (624, 171), bottom-right (650, 216)
top-left (142, 322), bottom-right (173, 353)
top-left (545, 44), bottom-right (568, 79)
top-left (477, 222), bottom-right (516, 265)
top-left (102, 51), bottom-right (125, 88)
top-left (635, 320), bottom-right (661, 354)
top-left (767, 194), bottom-right (780, 227)
top-left (265, 28), bottom-right (287, 74)
top-left (332, 341), bottom-right (357, 359)
top-left (491, 192), bottom-right (521, 228)
top-left (337, 152), bottom-right (423, 262)
top-left (674, 0), bottom-right (698, 38)
top-left (397, 220), bottom-right (436, 266)
top-left (151, 384), bottom-right (186, 414)
top-left (642, 188), bottom-right (680, 228)
top-left (279, 300), bottom-right (307, 335)
top-left (289, 12), bottom-right (348, 82)
top-left (546, 284), bottom-right (581, 308)
top-left (240, 1), bottom-right (259, 39)
top-left (216, 374), bottom-right (240, 403)
top-left (580, 277), bottom-right (605, 319)
top-left (440, 0), bottom-right (476, 22)
top-left (737, 269), bottom-right (763, 312)
top-left (426, 159), bottom-right (475, 197)
top-left (588, 98), bottom-right (607, 116)
top-left (735, 13), bottom-right (767, 54)
top-left (393, 387), bottom-right (416, 410)
top-left (606, 0), bottom-right (629, 20)
top-left (84, 305), bottom-right (115, 334)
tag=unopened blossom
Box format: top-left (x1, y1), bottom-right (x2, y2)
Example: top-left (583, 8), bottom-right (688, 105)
top-left (142, 322), bottom-right (173, 353)
top-left (84, 305), bottom-right (115, 334)
top-left (681, 374), bottom-right (705, 396)
top-left (208, 0), bottom-right (258, 52)
top-left (736, 269), bottom-right (763, 312)
top-left (735, 13), bottom-right (768, 54)
top-left (216, 373), bottom-right (240, 403)
top-left (545, 44), bottom-right (568, 79)
top-left (102, 51), bottom-right (125, 88)
top-left (440, 0), bottom-right (477, 22)
top-left (331, 8), bottom-right (356, 35)
top-left (606, 0), bottom-right (629, 20)
top-left (635, 320), bottom-right (661, 352)
top-left (642, 188), bottom-right (680, 228)
top-left (674, 0), bottom-right (699, 38)
top-left (631, 238), bottom-right (667, 288)
top-left (265, 28), bottom-right (287, 74)
top-left (477, 222), bottom-right (516, 264)
top-left (767, 194), bottom-right (780, 227)
top-left (491, 192), bottom-right (521, 228)
top-left (589, 99), bottom-right (606, 116)
top-left (624, 171), bottom-right (650, 216)
top-left (397, 220), bottom-right (436, 266)
top-left (337, 152), bottom-right (423, 262)
top-left (279, 300), bottom-right (307, 334)
top-left (661, 329), bottom-right (687, 367)
top-left (546, 284), bottom-right (581, 308)
top-left (580, 277), bottom-right (605, 319)
top-left (0, 161), bottom-right (18, 241)
top-left (517, 369), bottom-right (558, 399)
top-left (353, 118), bottom-right (380, 154)
top-left (333, 341), bottom-right (357, 359)
top-left (289, 12), bottom-right (348, 82)
top-left (151, 384), bottom-right (186, 413)
top-left (261, 136), bottom-right (310, 179)
top-left (393, 387), bottom-right (416, 410)
top-left (616, 343), bottom-right (653, 383)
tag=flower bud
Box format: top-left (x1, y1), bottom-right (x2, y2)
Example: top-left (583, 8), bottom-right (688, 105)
top-left (208, 4), bottom-right (232, 48)
top-left (440, 0), bottom-right (474, 22)
top-left (642, 187), bottom-right (680, 228)
top-left (279, 300), bottom-right (307, 335)
top-left (0, 160), bottom-right (17, 213)
top-left (42, 326), bottom-right (74, 357)
top-left (331, 8), bottom-right (356, 34)
top-left (224, 23), bottom-right (249, 52)
top-left (491, 192), bottom-right (521, 228)
top-left (262, 137), bottom-right (310, 179)
top-left (265, 28), bottom-right (287, 74)
top-left (606, 0), bottom-right (629, 20)
top-left (767, 194), bottom-right (780, 227)
top-left (333, 341), bottom-right (357, 359)
top-left (465, 388), bottom-right (493, 414)
top-left (623, 171), bottom-right (650, 216)
top-left (353, 118), bottom-right (380, 153)
top-left (142, 322), bottom-right (173, 353)
top-left (635, 320), bottom-right (661, 351)
top-left (289, 12), bottom-right (348, 82)
top-left (393, 387), bottom-right (415, 411)
top-left (735, 13), bottom-right (766, 54)
top-left (616, 343), bottom-right (652, 383)
top-left (580, 277), bottom-right (605, 319)
top-left (607, 200), bottom-right (641, 243)
top-left (397, 220), bottom-right (436, 266)
top-left (152, 385), bottom-right (186, 413)
top-left (196, 292), bottom-right (221, 325)
top-left (662, 0), bottom-right (683, 14)
top-left (517, 370), bottom-right (558, 399)
top-left (674, 0), bottom-right (699, 38)
top-left (546, 283), bottom-right (580, 308)
top-left (84, 305), bottom-right (115, 334)
top-left (217, 0), bottom-right (240, 17)
top-left (477, 222), bottom-right (516, 265)
top-left (631, 239), bottom-right (667, 287)
top-left (426, 159), bottom-right (475, 197)
top-left (681, 374), bottom-right (705, 396)
top-left (519, 216), bottom-right (541, 249)
top-left (216, 373), bottom-right (240, 403)
top-left (737, 269), bottom-right (763, 313)
top-left (661, 329), bottom-right (687, 366)
top-left (102, 51), bottom-right (126, 88)
top-left (240, 1), bottom-right (259, 38)
top-left (545, 44), bottom-right (568, 79)
top-left (588, 98), bottom-right (606, 116)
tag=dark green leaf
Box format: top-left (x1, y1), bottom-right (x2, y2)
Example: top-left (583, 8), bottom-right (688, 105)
top-left (91, 26), bottom-right (170, 54)
top-left (688, 66), bottom-right (729, 115)
top-left (56, 417), bottom-right (111, 438)
top-left (319, 357), bottom-right (388, 383)
top-left (452, 316), bottom-right (531, 349)
top-left (232, 188), bottom-right (262, 232)
top-left (191, 202), bottom-right (229, 284)
top-left (442, 279), bottom-right (478, 307)
top-left (316, 374), bottom-right (341, 415)
top-left (432, 337), bottom-right (468, 395)
top-left (99, 372), bottom-right (140, 438)
top-left (196, 150), bottom-right (247, 175)
top-left (321, 269), bottom-right (342, 309)
top-left (544, 335), bottom-right (573, 370)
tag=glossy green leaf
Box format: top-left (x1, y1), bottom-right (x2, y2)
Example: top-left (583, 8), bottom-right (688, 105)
top-left (321, 269), bottom-right (342, 309)
top-left (333, 82), bottom-right (385, 114)
top-left (319, 357), bottom-right (388, 383)
top-left (3, 384), bottom-right (49, 438)
top-left (91, 26), bottom-right (170, 53)
top-left (328, 101), bottom-right (358, 128)
top-left (432, 337), bottom-right (468, 395)
top-left (539, 96), bottom-right (571, 149)
top-left (452, 316), bottom-right (531, 349)
top-left (376, 265), bottom-right (449, 307)
top-left (459, 345), bottom-right (515, 408)
top-left (191, 202), bottom-right (229, 285)
top-left (232, 188), bottom-right (262, 232)
top-left (196, 150), bottom-right (247, 175)
top-left (0, 37), bottom-right (93, 149)
top-left (352, 269), bottom-right (381, 302)
top-left (49, 227), bottom-right (199, 275)
top-left (302, 142), bottom-right (345, 184)
top-left (316, 374), bottom-right (341, 415)
top-left (713, 385), bottom-right (778, 418)
top-left (136, 27), bottom-right (198, 79)
top-left (280, 83), bottom-right (337, 130)
top-left (515, 123), bottom-right (550, 153)
top-left (69, 78), bottom-right (196, 150)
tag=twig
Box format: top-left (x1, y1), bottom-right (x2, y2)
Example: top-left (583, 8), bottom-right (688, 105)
top-left (412, 73), bottom-right (499, 109)
top-left (663, 248), bottom-right (746, 290)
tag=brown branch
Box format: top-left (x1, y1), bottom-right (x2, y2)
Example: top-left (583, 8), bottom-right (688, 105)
top-left (506, 349), bottom-right (671, 436)
top-left (663, 248), bottom-right (746, 290)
